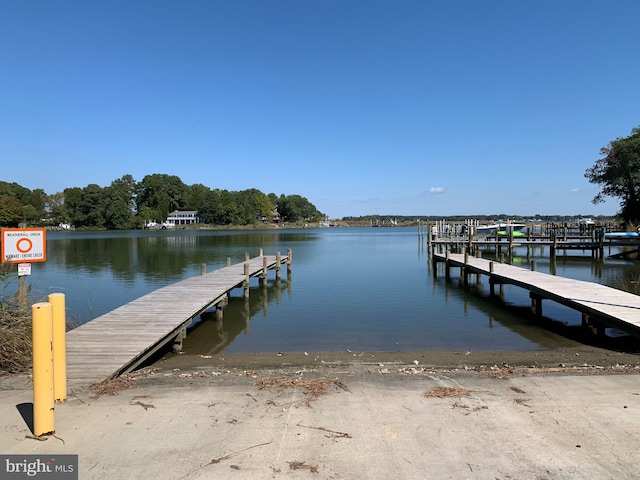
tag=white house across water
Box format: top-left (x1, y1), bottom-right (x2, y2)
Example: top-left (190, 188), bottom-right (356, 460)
top-left (165, 210), bottom-right (202, 226)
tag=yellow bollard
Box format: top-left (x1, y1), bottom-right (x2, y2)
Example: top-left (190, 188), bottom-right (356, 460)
top-left (32, 302), bottom-right (55, 436)
top-left (48, 293), bottom-right (67, 403)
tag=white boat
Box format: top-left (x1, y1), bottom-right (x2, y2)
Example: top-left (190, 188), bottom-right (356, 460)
top-left (475, 223), bottom-right (527, 237)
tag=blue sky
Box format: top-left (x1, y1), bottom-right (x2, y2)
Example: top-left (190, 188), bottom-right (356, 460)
top-left (1, 1), bottom-right (639, 218)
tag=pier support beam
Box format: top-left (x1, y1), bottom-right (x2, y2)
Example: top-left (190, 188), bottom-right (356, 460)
top-left (243, 263), bottom-right (250, 299)
top-left (462, 253), bottom-right (469, 286)
top-left (172, 327), bottom-right (187, 353)
top-left (582, 313), bottom-right (607, 337)
top-left (260, 256), bottom-right (268, 287)
top-left (530, 292), bottom-right (543, 317)
top-left (444, 250), bottom-right (451, 280)
top-left (215, 296), bottom-right (227, 322)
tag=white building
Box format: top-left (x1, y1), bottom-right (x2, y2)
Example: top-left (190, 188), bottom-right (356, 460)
top-left (165, 210), bottom-right (201, 226)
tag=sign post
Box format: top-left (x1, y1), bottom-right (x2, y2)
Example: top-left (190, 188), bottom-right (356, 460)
top-left (2, 228), bottom-right (47, 310)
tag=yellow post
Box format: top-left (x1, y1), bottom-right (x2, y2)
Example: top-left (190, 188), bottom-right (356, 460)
top-left (32, 302), bottom-right (55, 436)
top-left (48, 293), bottom-right (67, 403)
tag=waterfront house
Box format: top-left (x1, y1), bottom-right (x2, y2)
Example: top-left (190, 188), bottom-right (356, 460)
top-left (165, 210), bottom-right (202, 226)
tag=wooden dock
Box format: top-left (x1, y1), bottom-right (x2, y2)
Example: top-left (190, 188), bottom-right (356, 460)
top-left (425, 229), bottom-right (640, 260)
top-left (433, 252), bottom-right (640, 339)
top-left (65, 253), bottom-right (290, 389)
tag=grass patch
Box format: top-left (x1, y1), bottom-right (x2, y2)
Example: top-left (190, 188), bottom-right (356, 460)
top-left (0, 262), bottom-right (32, 373)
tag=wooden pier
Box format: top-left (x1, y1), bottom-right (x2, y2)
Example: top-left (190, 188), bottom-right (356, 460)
top-left (65, 252), bottom-right (290, 389)
top-left (433, 252), bottom-right (640, 339)
top-left (428, 234), bottom-right (640, 260)
top-left (418, 220), bottom-right (640, 260)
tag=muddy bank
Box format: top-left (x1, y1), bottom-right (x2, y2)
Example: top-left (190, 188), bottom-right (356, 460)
top-left (153, 345), bottom-right (640, 375)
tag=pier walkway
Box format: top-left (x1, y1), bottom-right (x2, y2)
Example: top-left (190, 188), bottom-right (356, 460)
top-left (433, 252), bottom-right (640, 339)
top-left (65, 253), bottom-right (289, 389)
top-left (429, 236), bottom-right (640, 259)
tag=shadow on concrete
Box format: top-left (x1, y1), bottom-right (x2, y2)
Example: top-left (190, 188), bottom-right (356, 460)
top-left (16, 402), bottom-right (34, 434)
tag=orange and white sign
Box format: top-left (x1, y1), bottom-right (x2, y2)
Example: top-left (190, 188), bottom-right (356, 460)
top-left (1, 228), bottom-right (47, 263)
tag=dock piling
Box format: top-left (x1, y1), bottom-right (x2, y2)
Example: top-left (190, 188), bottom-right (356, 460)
top-left (276, 252), bottom-right (282, 280)
top-left (244, 263), bottom-right (250, 298)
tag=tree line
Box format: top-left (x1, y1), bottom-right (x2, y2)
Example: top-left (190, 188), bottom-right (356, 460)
top-left (0, 173), bottom-right (324, 229)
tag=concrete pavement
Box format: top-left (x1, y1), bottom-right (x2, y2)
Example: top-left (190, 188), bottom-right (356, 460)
top-left (1, 363), bottom-right (640, 479)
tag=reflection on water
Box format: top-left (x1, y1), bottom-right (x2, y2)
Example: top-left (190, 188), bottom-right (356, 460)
top-left (14, 228), bottom-right (640, 354)
top-left (183, 278), bottom-right (292, 356)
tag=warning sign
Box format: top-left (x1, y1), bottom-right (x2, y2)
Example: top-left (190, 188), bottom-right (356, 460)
top-left (1, 228), bottom-right (47, 263)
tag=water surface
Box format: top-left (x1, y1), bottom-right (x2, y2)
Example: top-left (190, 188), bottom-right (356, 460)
top-left (14, 227), bottom-right (640, 355)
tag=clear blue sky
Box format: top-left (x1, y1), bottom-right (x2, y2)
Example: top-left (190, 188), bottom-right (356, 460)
top-left (2, 1), bottom-right (639, 218)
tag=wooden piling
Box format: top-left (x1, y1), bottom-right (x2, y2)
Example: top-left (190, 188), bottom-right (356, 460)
top-left (261, 256), bottom-right (268, 286)
top-left (445, 250), bottom-right (451, 279)
top-left (276, 252), bottom-right (282, 280)
top-left (243, 262), bottom-right (250, 298)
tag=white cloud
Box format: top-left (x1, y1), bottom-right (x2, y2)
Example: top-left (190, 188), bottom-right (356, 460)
top-left (570, 188), bottom-right (579, 193)
top-left (428, 187), bottom-right (446, 194)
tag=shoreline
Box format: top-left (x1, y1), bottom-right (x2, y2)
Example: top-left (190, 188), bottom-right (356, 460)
top-left (153, 344), bottom-right (640, 374)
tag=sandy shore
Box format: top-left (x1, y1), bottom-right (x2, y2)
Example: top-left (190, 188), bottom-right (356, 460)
top-left (154, 344), bottom-right (640, 372)
top-left (1, 347), bottom-right (639, 479)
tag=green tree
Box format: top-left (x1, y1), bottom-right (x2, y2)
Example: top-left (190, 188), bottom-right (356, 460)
top-left (277, 194), bottom-right (322, 222)
top-left (137, 174), bottom-right (187, 222)
top-left (64, 184), bottom-right (107, 228)
top-left (186, 183), bottom-right (210, 211)
top-left (267, 192), bottom-right (279, 208)
top-left (235, 188), bottom-right (273, 224)
top-left (22, 204), bottom-right (39, 224)
top-left (46, 192), bottom-right (67, 225)
top-left (105, 195), bottom-right (133, 229)
top-left (105, 175), bottom-right (136, 229)
top-left (199, 189), bottom-right (238, 225)
top-left (63, 187), bottom-right (85, 226)
top-left (0, 181), bottom-right (30, 202)
top-left (25, 188), bottom-right (47, 222)
top-left (0, 196), bottom-right (24, 227)
top-left (585, 126), bottom-right (640, 224)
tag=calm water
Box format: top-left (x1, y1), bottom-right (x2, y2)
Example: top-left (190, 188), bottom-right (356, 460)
top-left (10, 228), bottom-right (640, 355)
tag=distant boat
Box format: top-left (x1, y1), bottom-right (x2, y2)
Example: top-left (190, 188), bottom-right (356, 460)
top-left (604, 231), bottom-right (639, 238)
top-left (475, 223), bottom-right (527, 237)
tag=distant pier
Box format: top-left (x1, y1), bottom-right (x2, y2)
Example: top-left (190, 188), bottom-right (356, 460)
top-left (419, 220), bottom-right (640, 260)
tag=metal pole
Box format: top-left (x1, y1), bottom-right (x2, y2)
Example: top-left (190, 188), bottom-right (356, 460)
top-left (48, 293), bottom-right (67, 403)
top-left (32, 302), bottom-right (55, 436)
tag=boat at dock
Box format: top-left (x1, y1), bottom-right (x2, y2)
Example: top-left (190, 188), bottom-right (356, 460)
top-left (604, 231), bottom-right (639, 238)
top-left (475, 223), bottom-right (527, 237)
